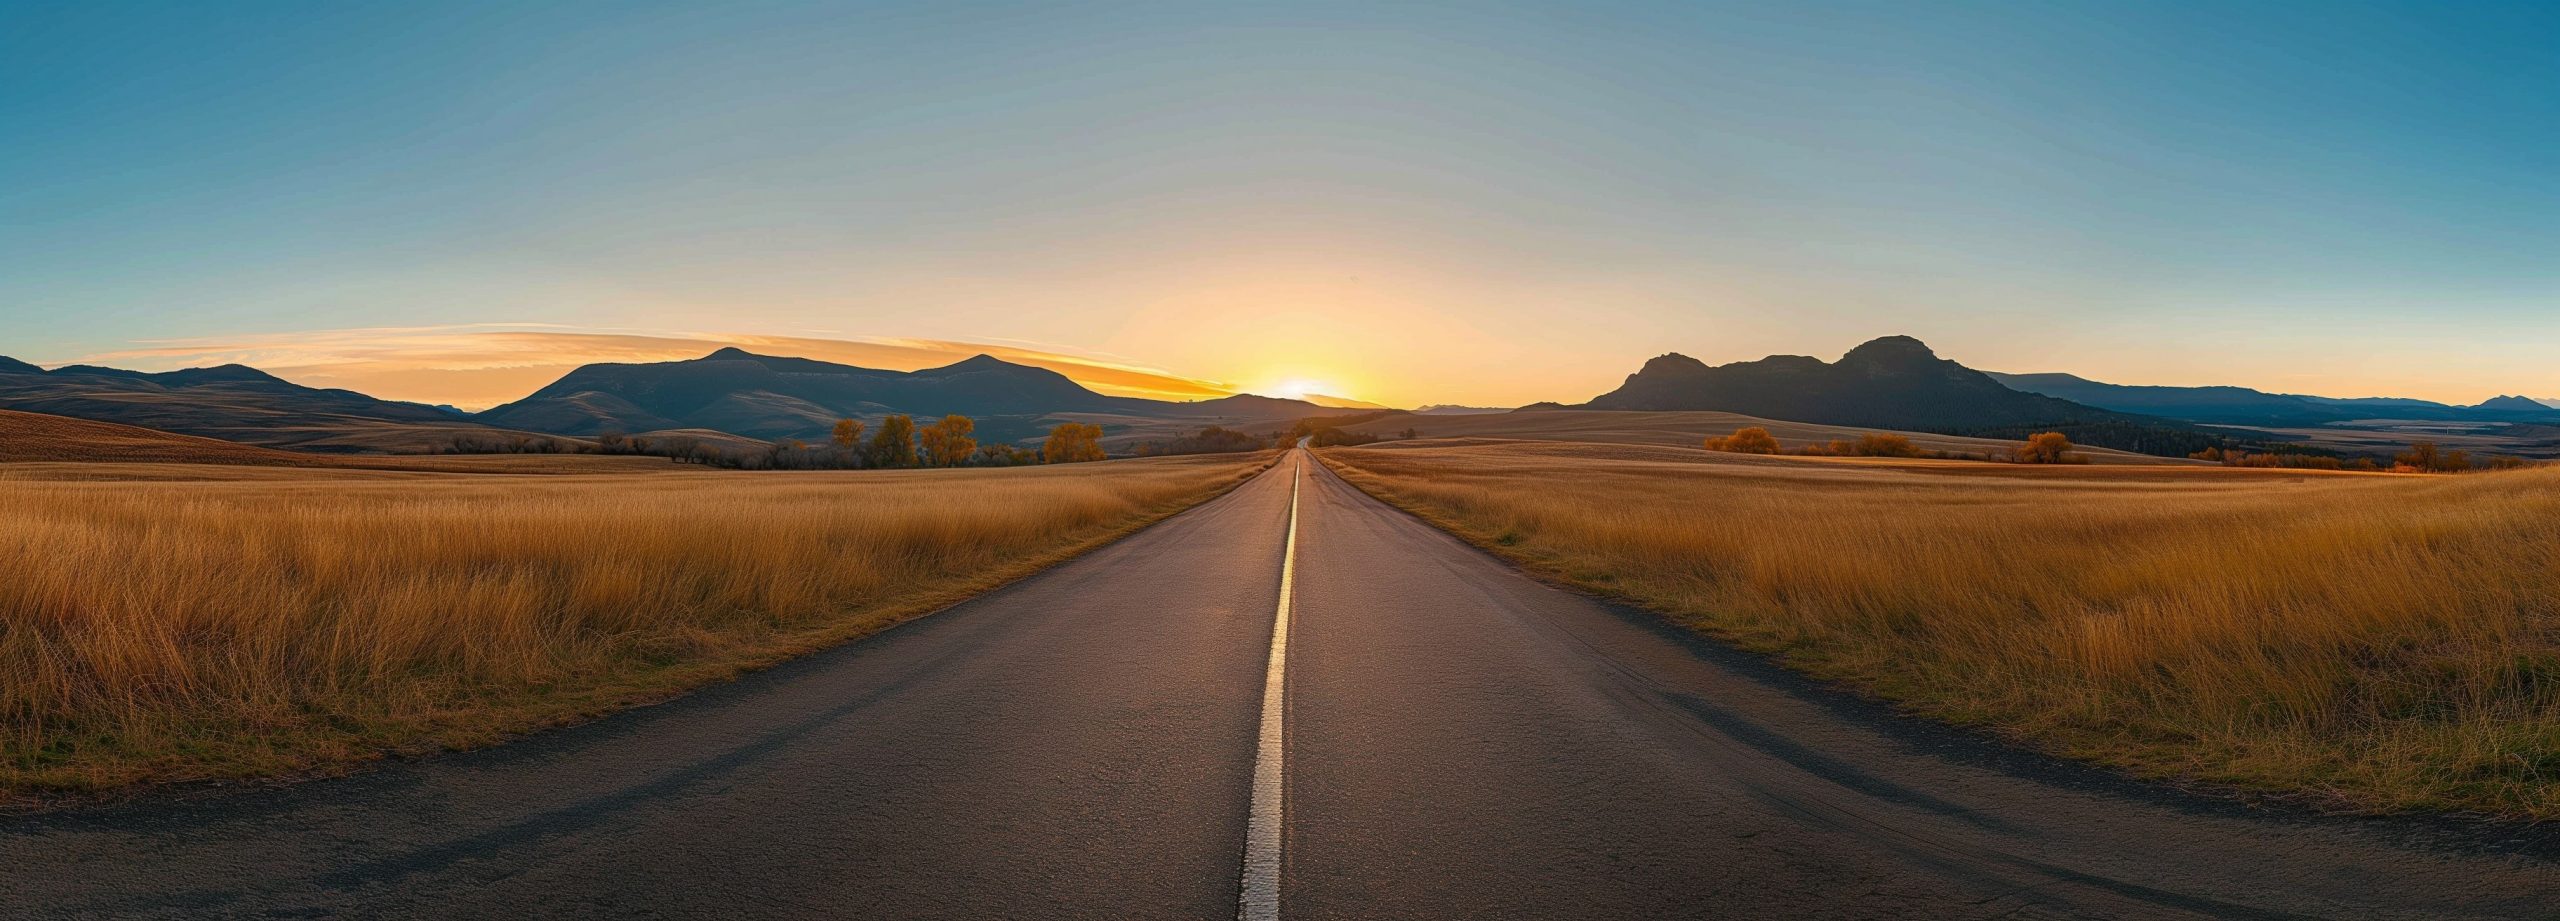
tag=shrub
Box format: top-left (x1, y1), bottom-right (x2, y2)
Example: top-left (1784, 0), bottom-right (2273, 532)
top-left (1704, 426), bottom-right (1781, 454)
top-left (1850, 434), bottom-right (1920, 457)
top-left (2011, 432), bottom-right (2076, 464)
top-left (1151, 425), bottom-right (1266, 456)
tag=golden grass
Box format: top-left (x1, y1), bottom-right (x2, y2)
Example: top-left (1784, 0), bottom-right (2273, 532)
top-left (0, 453), bottom-right (1271, 801)
top-left (1341, 409), bottom-right (2189, 464)
top-left (0, 408), bottom-right (328, 466)
top-left (1319, 440), bottom-right (2560, 817)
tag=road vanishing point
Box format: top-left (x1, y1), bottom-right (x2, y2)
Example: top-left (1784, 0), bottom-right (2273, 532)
top-left (4, 450), bottom-right (2556, 919)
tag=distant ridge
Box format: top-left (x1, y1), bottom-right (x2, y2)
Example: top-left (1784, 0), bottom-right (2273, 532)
top-left (1989, 372), bottom-right (2560, 426)
top-left (0, 349), bottom-right (1342, 454)
top-left (1303, 393), bottom-right (1396, 411)
top-left (1987, 372), bottom-right (2342, 427)
top-left (479, 349), bottom-right (1338, 443)
top-left (1585, 336), bottom-right (2133, 432)
top-left (0, 356), bottom-right (496, 452)
top-left (2474, 395), bottom-right (2555, 413)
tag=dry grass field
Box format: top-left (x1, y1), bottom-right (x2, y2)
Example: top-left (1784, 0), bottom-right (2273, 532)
top-left (0, 408), bottom-right (678, 476)
top-left (2208, 420), bottom-right (2560, 460)
top-left (1319, 439), bottom-right (2560, 817)
top-left (0, 452), bottom-right (1272, 801)
top-left (0, 408), bottom-right (333, 466)
top-left (1346, 408), bottom-right (2188, 464)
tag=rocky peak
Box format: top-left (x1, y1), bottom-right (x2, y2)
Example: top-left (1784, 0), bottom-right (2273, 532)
top-left (1632, 353), bottom-right (1711, 377)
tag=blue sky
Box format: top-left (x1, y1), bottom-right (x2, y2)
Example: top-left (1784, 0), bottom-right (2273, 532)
top-left (4, 1), bottom-right (2555, 407)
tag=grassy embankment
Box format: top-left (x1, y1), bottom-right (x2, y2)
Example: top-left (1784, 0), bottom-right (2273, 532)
top-left (1319, 440), bottom-right (2560, 818)
top-left (0, 452), bottom-right (1272, 801)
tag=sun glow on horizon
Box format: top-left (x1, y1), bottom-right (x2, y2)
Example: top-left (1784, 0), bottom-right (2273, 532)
top-left (1261, 380), bottom-right (1327, 401)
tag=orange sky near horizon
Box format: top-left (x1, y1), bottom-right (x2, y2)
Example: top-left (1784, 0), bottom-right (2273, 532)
top-left (61, 326), bottom-right (1248, 411)
top-left (44, 319), bottom-right (2560, 414)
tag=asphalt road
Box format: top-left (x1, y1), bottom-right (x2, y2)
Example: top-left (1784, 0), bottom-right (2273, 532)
top-left (5, 450), bottom-right (2557, 919)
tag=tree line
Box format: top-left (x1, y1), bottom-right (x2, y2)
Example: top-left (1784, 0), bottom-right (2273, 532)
top-left (442, 416), bottom-right (1115, 470)
top-left (1704, 426), bottom-right (2086, 464)
top-left (1939, 421), bottom-right (2222, 458)
top-left (439, 413), bottom-right (1477, 467)
top-left (1699, 424), bottom-right (2543, 472)
top-left (2189, 440), bottom-right (2534, 473)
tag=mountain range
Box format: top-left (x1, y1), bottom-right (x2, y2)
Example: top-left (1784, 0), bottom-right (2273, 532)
top-left (5, 336), bottom-right (2555, 460)
top-left (0, 359), bottom-right (530, 452)
top-left (1986, 372), bottom-right (2560, 427)
top-left (0, 348), bottom-right (1344, 452)
top-left (1582, 336), bottom-right (2137, 431)
top-left (478, 347), bottom-right (1336, 444)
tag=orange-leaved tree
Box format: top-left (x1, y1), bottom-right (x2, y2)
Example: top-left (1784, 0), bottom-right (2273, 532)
top-left (1703, 426), bottom-right (1780, 454)
top-left (832, 418), bottom-right (865, 450)
top-left (2014, 432), bottom-right (2075, 464)
top-left (2396, 440), bottom-right (2441, 471)
top-left (867, 414), bottom-right (917, 468)
top-left (919, 414), bottom-right (978, 467)
top-left (2395, 440), bottom-right (2475, 473)
top-left (1041, 422), bottom-right (1106, 463)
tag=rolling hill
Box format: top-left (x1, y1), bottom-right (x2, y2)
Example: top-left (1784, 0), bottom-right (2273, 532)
top-left (1302, 393), bottom-right (1396, 410)
top-left (0, 358), bottom-right (561, 453)
top-left (479, 348), bottom-right (1338, 444)
top-left (0, 408), bottom-right (332, 466)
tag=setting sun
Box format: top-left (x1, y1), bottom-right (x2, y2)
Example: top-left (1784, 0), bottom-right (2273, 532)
top-left (1264, 380), bottom-right (1325, 401)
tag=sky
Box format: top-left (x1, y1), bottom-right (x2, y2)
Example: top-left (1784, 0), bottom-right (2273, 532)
top-left (4, 1), bottom-right (2556, 409)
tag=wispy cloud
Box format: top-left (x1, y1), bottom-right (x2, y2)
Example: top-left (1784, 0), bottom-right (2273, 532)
top-left (66, 325), bottom-right (1239, 410)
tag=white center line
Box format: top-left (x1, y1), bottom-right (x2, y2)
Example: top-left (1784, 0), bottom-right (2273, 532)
top-left (1239, 455), bottom-right (1302, 921)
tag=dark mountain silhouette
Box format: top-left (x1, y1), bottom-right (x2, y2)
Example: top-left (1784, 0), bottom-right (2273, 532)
top-left (479, 349), bottom-right (1335, 442)
top-left (2473, 395), bottom-right (2558, 414)
top-left (1986, 373), bottom-right (2346, 427)
top-left (1990, 373), bottom-right (2560, 426)
top-left (0, 357), bottom-right (505, 452)
top-left (1585, 336), bottom-right (2133, 431)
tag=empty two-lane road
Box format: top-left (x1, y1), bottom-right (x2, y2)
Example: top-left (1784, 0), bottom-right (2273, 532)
top-left (4, 451), bottom-right (2555, 919)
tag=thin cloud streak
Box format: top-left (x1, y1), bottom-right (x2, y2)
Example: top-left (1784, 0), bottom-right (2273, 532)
top-left (67, 326), bottom-right (1242, 411)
